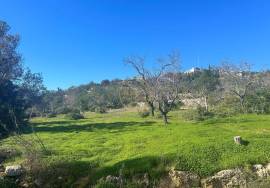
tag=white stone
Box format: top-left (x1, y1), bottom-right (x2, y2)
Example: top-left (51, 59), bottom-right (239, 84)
top-left (5, 165), bottom-right (23, 177)
top-left (169, 169), bottom-right (200, 188)
top-left (201, 168), bottom-right (246, 188)
top-left (253, 164), bottom-right (269, 178)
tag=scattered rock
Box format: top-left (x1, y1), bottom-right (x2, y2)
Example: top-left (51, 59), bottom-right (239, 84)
top-left (21, 182), bottom-right (30, 188)
top-left (265, 163), bottom-right (270, 172)
top-left (168, 169), bottom-right (200, 188)
top-left (142, 173), bottom-right (150, 187)
top-left (201, 169), bottom-right (247, 188)
top-left (0, 171), bottom-right (6, 177)
top-left (15, 178), bottom-right (20, 184)
top-left (34, 178), bottom-right (42, 187)
top-left (253, 164), bottom-right (269, 178)
top-left (105, 175), bottom-right (123, 185)
top-left (5, 165), bottom-right (23, 177)
top-left (132, 173), bottom-right (150, 187)
top-left (58, 176), bottom-right (63, 180)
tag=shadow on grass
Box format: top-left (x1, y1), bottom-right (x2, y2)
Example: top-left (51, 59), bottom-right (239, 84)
top-left (241, 139), bottom-right (250, 146)
top-left (36, 153), bottom-right (221, 187)
top-left (200, 116), bottom-right (268, 126)
top-left (36, 155), bottom-right (172, 187)
top-left (24, 121), bottom-right (155, 134)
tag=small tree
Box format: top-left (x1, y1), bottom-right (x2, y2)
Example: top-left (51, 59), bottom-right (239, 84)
top-left (154, 52), bottom-right (182, 124)
top-left (20, 68), bottom-right (46, 119)
top-left (219, 62), bottom-right (260, 113)
top-left (125, 56), bottom-right (156, 116)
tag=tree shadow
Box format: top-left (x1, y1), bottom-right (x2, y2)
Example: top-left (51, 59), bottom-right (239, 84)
top-left (24, 121), bottom-right (155, 134)
top-left (201, 117), bottom-right (268, 126)
top-left (241, 139), bottom-right (249, 146)
top-left (34, 155), bottom-right (173, 187)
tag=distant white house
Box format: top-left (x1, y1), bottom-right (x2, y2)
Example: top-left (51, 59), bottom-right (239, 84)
top-left (184, 67), bottom-right (201, 74)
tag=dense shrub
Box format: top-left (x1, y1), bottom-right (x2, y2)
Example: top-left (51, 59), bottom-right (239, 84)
top-left (66, 112), bottom-right (84, 120)
top-left (171, 100), bottom-right (184, 110)
top-left (0, 179), bottom-right (15, 188)
top-left (138, 110), bottom-right (150, 118)
top-left (95, 106), bottom-right (107, 114)
top-left (129, 102), bottom-right (138, 107)
top-left (211, 96), bottom-right (240, 117)
top-left (182, 106), bottom-right (214, 121)
top-left (245, 90), bottom-right (270, 114)
top-left (58, 107), bottom-right (73, 114)
top-left (47, 112), bottom-right (57, 118)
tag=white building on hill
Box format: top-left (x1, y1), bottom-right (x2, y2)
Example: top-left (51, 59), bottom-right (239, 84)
top-left (184, 67), bottom-right (201, 74)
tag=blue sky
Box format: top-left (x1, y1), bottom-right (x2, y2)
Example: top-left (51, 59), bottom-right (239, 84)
top-left (0, 0), bottom-right (270, 89)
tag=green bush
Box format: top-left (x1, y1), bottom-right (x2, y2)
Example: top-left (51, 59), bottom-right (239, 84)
top-left (245, 90), bottom-right (270, 114)
top-left (212, 96), bottom-right (240, 117)
top-left (95, 106), bottom-right (107, 114)
top-left (138, 110), bottom-right (150, 118)
top-left (182, 106), bottom-right (214, 121)
top-left (47, 112), bottom-right (57, 118)
top-left (129, 102), bottom-right (138, 107)
top-left (58, 107), bottom-right (73, 114)
top-left (66, 112), bottom-right (84, 120)
top-left (0, 179), bottom-right (16, 188)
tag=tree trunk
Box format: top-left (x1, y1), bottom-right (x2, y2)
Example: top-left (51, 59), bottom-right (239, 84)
top-left (204, 96), bottom-right (208, 112)
top-left (148, 102), bottom-right (155, 116)
top-left (162, 112), bottom-right (168, 125)
top-left (239, 97), bottom-right (245, 113)
top-left (29, 107), bottom-right (34, 120)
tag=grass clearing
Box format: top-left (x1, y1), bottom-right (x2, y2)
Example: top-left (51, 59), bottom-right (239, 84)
top-left (1, 110), bottom-right (270, 186)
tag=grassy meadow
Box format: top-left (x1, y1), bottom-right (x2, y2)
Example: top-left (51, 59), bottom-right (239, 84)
top-left (1, 109), bottom-right (270, 186)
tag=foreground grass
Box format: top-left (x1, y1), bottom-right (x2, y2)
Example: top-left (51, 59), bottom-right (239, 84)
top-left (1, 110), bottom-right (270, 186)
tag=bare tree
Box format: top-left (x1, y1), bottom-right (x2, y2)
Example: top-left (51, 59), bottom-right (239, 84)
top-left (124, 56), bottom-right (156, 116)
top-left (125, 52), bottom-right (182, 124)
top-left (219, 62), bottom-right (260, 112)
top-left (154, 52), bottom-right (181, 124)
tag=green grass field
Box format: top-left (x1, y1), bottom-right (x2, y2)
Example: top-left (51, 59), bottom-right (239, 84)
top-left (1, 109), bottom-right (270, 186)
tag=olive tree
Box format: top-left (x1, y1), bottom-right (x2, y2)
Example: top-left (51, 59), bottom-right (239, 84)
top-left (154, 52), bottom-right (182, 124)
top-left (125, 56), bottom-right (156, 116)
top-left (219, 62), bottom-right (260, 112)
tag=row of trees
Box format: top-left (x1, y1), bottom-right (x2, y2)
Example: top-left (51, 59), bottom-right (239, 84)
top-left (0, 21), bottom-right (45, 136)
top-left (33, 52), bottom-right (270, 125)
top-left (127, 54), bottom-right (270, 124)
top-left (34, 79), bottom-right (137, 117)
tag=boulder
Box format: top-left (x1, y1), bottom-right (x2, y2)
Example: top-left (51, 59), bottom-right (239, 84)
top-left (5, 165), bottom-right (23, 177)
top-left (201, 169), bottom-right (247, 188)
top-left (105, 175), bottom-right (123, 185)
top-left (132, 173), bottom-right (150, 187)
top-left (168, 169), bottom-right (200, 188)
top-left (253, 164), bottom-right (269, 178)
top-left (265, 163), bottom-right (270, 172)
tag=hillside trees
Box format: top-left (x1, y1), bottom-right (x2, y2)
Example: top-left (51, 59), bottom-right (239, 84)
top-left (0, 20), bottom-right (45, 135)
top-left (219, 62), bottom-right (261, 113)
top-left (185, 67), bottom-right (220, 112)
